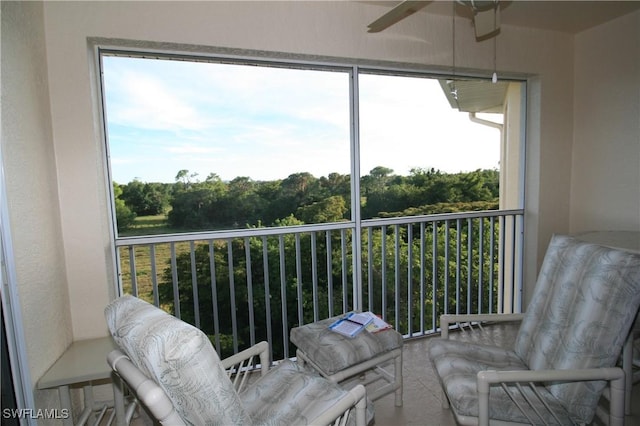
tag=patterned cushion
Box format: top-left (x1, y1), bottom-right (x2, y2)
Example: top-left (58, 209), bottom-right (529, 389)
top-left (515, 234), bottom-right (640, 423)
top-left (290, 314), bottom-right (402, 375)
top-left (106, 296), bottom-right (371, 426)
top-left (240, 359), bottom-right (365, 425)
top-left (429, 234), bottom-right (640, 424)
top-left (105, 295), bottom-right (251, 425)
top-left (429, 339), bottom-right (573, 424)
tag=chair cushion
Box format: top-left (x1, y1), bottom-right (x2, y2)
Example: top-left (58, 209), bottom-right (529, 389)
top-left (105, 295), bottom-right (251, 425)
top-left (429, 338), bottom-right (573, 424)
top-left (240, 359), bottom-right (371, 425)
top-left (514, 234), bottom-right (640, 422)
top-left (290, 314), bottom-right (402, 375)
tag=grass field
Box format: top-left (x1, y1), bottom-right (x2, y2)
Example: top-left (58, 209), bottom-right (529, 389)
top-left (118, 214), bottom-right (193, 302)
top-left (120, 214), bottom-right (174, 236)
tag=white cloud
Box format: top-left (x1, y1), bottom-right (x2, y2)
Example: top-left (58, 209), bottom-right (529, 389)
top-left (103, 57), bottom-right (500, 184)
top-left (164, 144), bottom-right (223, 155)
top-left (104, 60), bottom-right (219, 132)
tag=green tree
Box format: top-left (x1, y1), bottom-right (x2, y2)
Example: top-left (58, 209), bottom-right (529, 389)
top-left (271, 172), bottom-right (318, 220)
top-left (452, 169), bottom-right (494, 202)
top-left (255, 180), bottom-right (283, 225)
top-left (296, 195), bottom-right (347, 223)
top-left (121, 180), bottom-right (170, 215)
top-left (224, 176), bottom-right (263, 227)
top-left (167, 172), bottom-right (229, 229)
top-left (113, 182), bottom-right (136, 231)
top-left (321, 173), bottom-right (350, 199)
top-left (175, 169), bottom-right (198, 185)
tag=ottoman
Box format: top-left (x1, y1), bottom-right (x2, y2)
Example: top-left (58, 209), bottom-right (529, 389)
top-left (290, 313), bottom-right (403, 406)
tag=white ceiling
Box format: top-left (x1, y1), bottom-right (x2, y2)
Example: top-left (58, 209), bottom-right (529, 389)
top-left (495, 1), bottom-right (640, 33)
top-left (369, 1), bottom-right (640, 34)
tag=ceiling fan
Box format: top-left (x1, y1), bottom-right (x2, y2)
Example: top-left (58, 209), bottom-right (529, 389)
top-left (367, 0), bottom-right (501, 41)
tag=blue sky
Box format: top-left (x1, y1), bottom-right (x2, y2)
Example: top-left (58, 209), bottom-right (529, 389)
top-left (103, 56), bottom-right (501, 184)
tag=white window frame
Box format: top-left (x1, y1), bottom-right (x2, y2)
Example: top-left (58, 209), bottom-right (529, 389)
top-left (93, 40), bottom-right (526, 312)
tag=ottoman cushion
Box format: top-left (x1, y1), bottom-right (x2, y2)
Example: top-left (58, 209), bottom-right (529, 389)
top-left (290, 313), bottom-right (402, 376)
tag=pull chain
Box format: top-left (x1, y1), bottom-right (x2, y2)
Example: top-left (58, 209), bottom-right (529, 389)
top-left (492, 4), bottom-right (498, 83)
top-left (452, 1), bottom-right (456, 78)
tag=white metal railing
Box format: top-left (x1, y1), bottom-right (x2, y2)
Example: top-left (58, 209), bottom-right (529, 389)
top-left (116, 209), bottom-right (524, 361)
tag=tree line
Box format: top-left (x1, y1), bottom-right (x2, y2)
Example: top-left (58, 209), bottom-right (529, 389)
top-left (114, 166), bottom-right (499, 233)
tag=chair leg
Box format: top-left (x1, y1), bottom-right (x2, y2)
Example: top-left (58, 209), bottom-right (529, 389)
top-left (355, 393), bottom-right (367, 426)
top-left (394, 352), bottom-right (403, 407)
top-left (623, 332), bottom-right (633, 415)
top-left (111, 372), bottom-right (127, 425)
top-left (609, 374), bottom-right (625, 426)
top-left (477, 378), bottom-right (490, 426)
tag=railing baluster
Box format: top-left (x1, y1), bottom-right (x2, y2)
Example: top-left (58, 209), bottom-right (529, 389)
top-left (513, 214), bottom-right (524, 312)
top-left (227, 239), bottom-right (238, 354)
top-left (489, 217), bottom-right (496, 314)
top-left (244, 237), bottom-right (255, 347)
top-left (326, 230), bottom-right (333, 317)
top-left (407, 223), bottom-right (413, 337)
top-left (499, 215), bottom-right (506, 314)
top-left (208, 241), bottom-right (221, 354)
top-left (511, 216), bottom-right (517, 312)
top-left (295, 233), bottom-right (303, 326)
top-left (478, 219), bottom-right (484, 314)
top-left (311, 231), bottom-right (319, 322)
top-left (444, 220), bottom-right (450, 316)
top-left (467, 218), bottom-right (473, 314)
top-left (394, 225), bottom-right (400, 331)
top-left (381, 225), bottom-right (387, 322)
top-left (150, 244), bottom-right (159, 306)
top-left (419, 222), bottom-right (425, 335)
top-left (128, 246), bottom-right (138, 297)
top-left (261, 236), bottom-right (273, 362)
top-left (341, 229), bottom-right (348, 313)
top-left (170, 242), bottom-right (180, 319)
top-left (432, 221), bottom-right (438, 333)
top-left (189, 241), bottom-right (200, 329)
top-left (456, 220), bottom-right (462, 315)
top-left (278, 235), bottom-right (289, 359)
top-left (516, 213), bottom-right (525, 313)
top-left (367, 227), bottom-right (373, 312)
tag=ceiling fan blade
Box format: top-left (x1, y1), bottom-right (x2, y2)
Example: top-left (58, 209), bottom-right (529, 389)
top-left (367, 1), bottom-right (431, 33)
top-left (473, 5), bottom-right (500, 40)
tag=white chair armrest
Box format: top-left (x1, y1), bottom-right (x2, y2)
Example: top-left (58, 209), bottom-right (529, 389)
top-left (221, 341), bottom-right (270, 372)
top-left (309, 384), bottom-right (367, 426)
top-left (107, 350), bottom-right (186, 426)
top-left (476, 367), bottom-right (625, 426)
top-left (221, 341), bottom-right (270, 393)
top-left (440, 313), bottom-right (525, 338)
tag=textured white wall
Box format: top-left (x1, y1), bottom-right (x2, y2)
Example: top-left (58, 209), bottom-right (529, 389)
top-left (0, 0), bottom-right (72, 411)
top-left (571, 11), bottom-right (640, 233)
